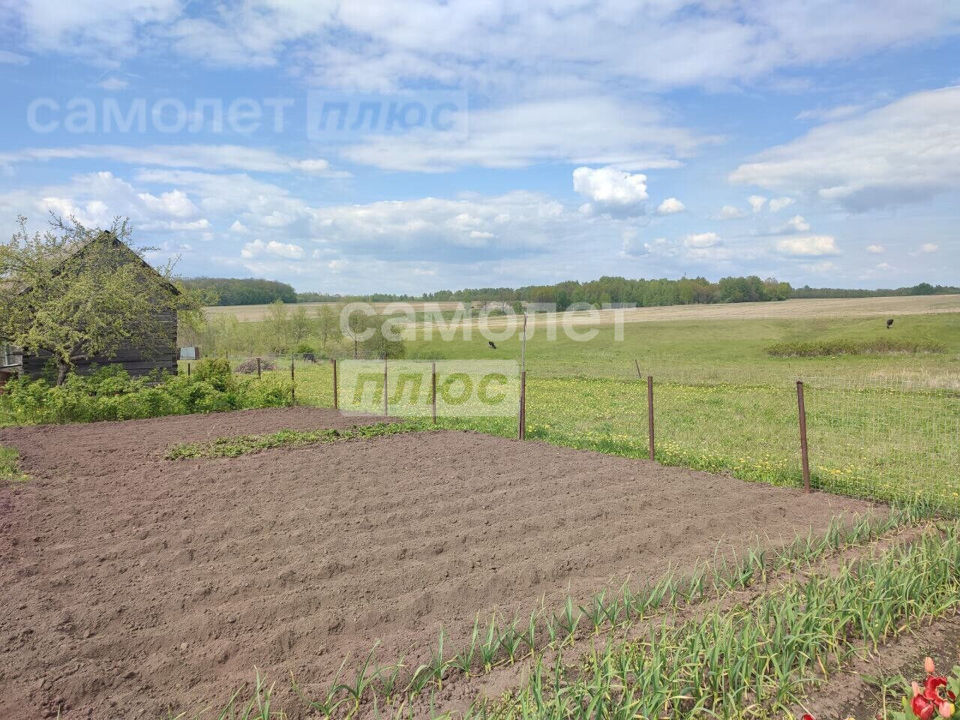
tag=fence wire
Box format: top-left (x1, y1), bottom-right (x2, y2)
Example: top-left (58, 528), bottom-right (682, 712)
top-left (194, 354), bottom-right (960, 514)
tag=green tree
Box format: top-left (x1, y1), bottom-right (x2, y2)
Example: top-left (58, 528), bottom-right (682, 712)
top-left (265, 299), bottom-right (289, 353)
top-left (289, 305), bottom-right (311, 346)
top-left (0, 216), bottom-right (200, 385)
top-left (361, 318), bottom-right (406, 359)
top-left (315, 304), bottom-right (343, 353)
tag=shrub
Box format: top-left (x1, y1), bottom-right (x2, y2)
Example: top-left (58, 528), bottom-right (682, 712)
top-left (766, 339), bottom-right (945, 358)
top-left (0, 362), bottom-right (292, 426)
top-left (189, 358), bottom-right (235, 390)
top-left (236, 357), bottom-right (277, 374)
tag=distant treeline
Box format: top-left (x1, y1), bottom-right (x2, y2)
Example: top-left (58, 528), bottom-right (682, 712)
top-left (183, 277), bottom-right (297, 306)
top-left (791, 283), bottom-right (959, 299)
top-left (190, 276), bottom-right (958, 309)
top-left (299, 276), bottom-right (793, 309)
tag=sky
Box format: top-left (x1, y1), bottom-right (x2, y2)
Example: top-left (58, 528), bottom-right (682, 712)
top-left (0, 1), bottom-right (958, 294)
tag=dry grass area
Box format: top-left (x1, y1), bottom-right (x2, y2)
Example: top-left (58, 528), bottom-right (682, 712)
top-left (415, 294), bottom-right (960, 331)
top-left (204, 300), bottom-right (466, 322)
top-left (203, 294), bottom-right (960, 327)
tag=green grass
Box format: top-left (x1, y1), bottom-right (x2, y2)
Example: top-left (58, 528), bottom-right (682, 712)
top-left (401, 312), bottom-right (960, 384)
top-left (0, 445), bottom-right (27, 483)
top-left (165, 422), bottom-right (413, 459)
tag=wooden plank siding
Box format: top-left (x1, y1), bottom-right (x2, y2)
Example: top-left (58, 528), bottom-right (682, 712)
top-left (19, 310), bottom-right (179, 379)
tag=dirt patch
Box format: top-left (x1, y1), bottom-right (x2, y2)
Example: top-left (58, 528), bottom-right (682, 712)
top-left (793, 612), bottom-right (960, 719)
top-left (0, 409), bottom-right (876, 719)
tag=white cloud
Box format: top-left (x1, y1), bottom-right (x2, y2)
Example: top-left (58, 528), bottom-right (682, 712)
top-left (748, 195), bottom-right (767, 213)
top-left (717, 205), bottom-right (746, 220)
top-left (777, 214), bottom-right (811, 233)
top-left (0, 145), bottom-right (343, 176)
top-left (97, 76), bottom-right (129, 91)
top-left (137, 189), bottom-right (199, 219)
top-left (866, 244), bottom-right (885, 254)
top-left (730, 86), bottom-right (960, 211)
top-left (12, 171), bottom-right (209, 233)
top-left (684, 232), bottom-right (720, 248)
top-left (795, 104), bottom-right (864, 122)
top-left (0, 50), bottom-right (29, 65)
top-left (775, 235), bottom-right (840, 256)
top-left (656, 197), bottom-right (685, 215)
top-left (32, 0), bottom-right (950, 93)
top-left (768, 197), bottom-right (795, 212)
top-left (305, 191), bottom-right (567, 260)
top-left (921, 243), bottom-right (939, 253)
top-left (14, 0), bottom-right (181, 61)
top-left (241, 239), bottom-right (305, 260)
top-left (802, 261), bottom-right (839, 274)
top-left (340, 97), bottom-right (708, 172)
top-left (573, 166), bottom-right (648, 215)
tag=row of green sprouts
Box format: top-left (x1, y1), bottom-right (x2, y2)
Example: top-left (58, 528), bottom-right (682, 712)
top-left (196, 505), bottom-right (929, 720)
top-left (471, 518), bottom-right (960, 719)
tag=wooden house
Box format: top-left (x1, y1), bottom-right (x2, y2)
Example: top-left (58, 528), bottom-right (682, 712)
top-left (4, 232), bottom-right (181, 379)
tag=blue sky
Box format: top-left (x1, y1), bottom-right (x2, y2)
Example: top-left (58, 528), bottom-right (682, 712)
top-left (0, 1), bottom-right (958, 294)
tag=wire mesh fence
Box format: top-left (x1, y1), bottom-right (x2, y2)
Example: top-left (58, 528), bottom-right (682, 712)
top-left (182, 353), bottom-right (960, 513)
top-left (803, 376), bottom-right (960, 509)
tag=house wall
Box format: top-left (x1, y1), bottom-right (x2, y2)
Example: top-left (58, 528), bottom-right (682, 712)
top-left (20, 310), bottom-right (179, 379)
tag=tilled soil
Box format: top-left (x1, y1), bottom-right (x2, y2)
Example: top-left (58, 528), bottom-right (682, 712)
top-left (0, 408), bottom-right (876, 719)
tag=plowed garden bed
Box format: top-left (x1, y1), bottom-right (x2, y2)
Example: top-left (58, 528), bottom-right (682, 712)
top-left (0, 408), bottom-right (876, 718)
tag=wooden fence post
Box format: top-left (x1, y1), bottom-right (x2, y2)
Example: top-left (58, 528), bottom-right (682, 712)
top-left (647, 375), bottom-right (655, 461)
top-left (383, 358), bottom-right (388, 416)
top-left (331, 358), bottom-right (338, 410)
top-left (290, 357), bottom-right (295, 405)
top-left (256, 357), bottom-right (261, 379)
top-left (518, 370), bottom-right (527, 440)
top-left (797, 380), bottom-right (811, 493)
top-left (431, 362), bottom-right (437, 425)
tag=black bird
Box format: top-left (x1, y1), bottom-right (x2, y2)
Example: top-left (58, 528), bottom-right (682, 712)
top-left (886, 318), bottom-right (894, 329)
top-left (488, 341), bottom-right (497, 349)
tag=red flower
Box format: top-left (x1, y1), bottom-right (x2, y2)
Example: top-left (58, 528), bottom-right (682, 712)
top-left (915, 694), bottom-right (936, 720)
top-left (926, 675), bottom-right (948, 701)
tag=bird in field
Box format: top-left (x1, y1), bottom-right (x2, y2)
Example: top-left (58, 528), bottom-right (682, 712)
top-left (886, 318), bottom-right (894, 329)
top-left (488, 341), bottom-right (497, 349)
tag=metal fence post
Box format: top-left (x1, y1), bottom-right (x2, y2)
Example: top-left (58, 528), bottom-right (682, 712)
top-left (634, 359), bottom-right (641, 378)
top-left (647, 375), bottom-right (655, 461)
top-left (187, 362), bottom-right (191, 378)
top-left (290, 357), bottom-right (296, 405)
top-left (256, 357), bottom-right (261, 379)
top-left (797, 380), bottom-right (811, 493)
top-left (431, 362), bottom-right (437, 425)
top-left (331, 358), bottom-right (338, 410)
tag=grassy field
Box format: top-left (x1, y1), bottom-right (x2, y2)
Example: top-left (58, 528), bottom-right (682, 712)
top-left (242, 304), bottom-right (960, 512)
